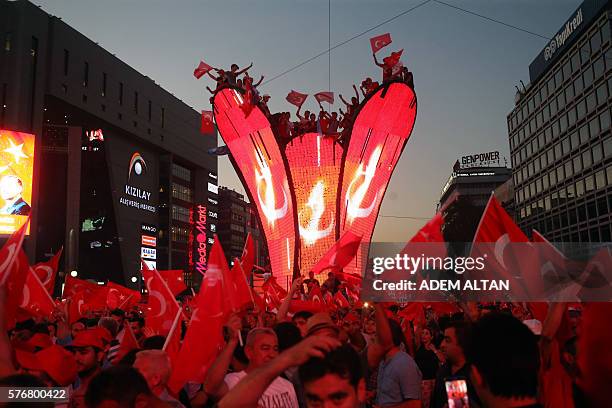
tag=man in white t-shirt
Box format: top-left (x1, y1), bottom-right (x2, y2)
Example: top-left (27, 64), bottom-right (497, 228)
top-left (205, 324), bottom-right (299, 408)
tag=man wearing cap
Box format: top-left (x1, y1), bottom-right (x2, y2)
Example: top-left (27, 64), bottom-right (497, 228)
top-left (67, 329), bottom-right (107, 408)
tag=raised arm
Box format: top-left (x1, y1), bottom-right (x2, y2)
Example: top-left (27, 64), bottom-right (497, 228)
top-left (296, 105), bottom-right (304, 121)
top-left (253, 75), bottom-right (264, 88)
top-left (373, 53), bottom-right (384, 68)
top-left (353, 84), bottom-right (360, 103)
top-left (277, 278), bottom-right (302, 323)
top-left (366, 302), bottom-right (393, 369)
top-left (339, 94), bottom-right (350, 107)
top-left (206, 86), bottom-right (216, 95)
top-left (359, 84), bottom-right (367, 97)
top-left (236, 62), bottom-right (253, 76)
top-left (218, 336), bottom-right (341, 408)
top-left (203, 314), bottom-right (242, 400)
top-left (207, 71), bottom-right (220, 81)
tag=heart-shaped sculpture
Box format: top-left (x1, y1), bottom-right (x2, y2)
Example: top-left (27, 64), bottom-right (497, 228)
top-left (213, 81), bottom-right (417, 282)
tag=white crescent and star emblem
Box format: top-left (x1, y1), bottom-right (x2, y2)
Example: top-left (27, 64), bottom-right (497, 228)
top-left (146, 277), bottom-right (168, 319)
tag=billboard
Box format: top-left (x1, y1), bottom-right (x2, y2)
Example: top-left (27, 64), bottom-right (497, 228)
top-left (0, 129), bottom-right (35, 234)
top-left (339, 83), bottom-right (417, 275)
top-left (214, 88), bottom-right (297, 281)
top-left (285, 133), bottom-right (343, 275)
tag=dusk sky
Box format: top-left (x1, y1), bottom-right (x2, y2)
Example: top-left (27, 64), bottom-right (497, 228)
top-left (33, 0), bottom-right (582, 242)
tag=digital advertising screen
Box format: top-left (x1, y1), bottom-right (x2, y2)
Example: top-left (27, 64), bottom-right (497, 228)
top-left (339, 83), bottom-right (417, 275)
top-left (285, 133), bottom-right (343, 277)
top-left (0, 129), bottom-right (35, 235)
top-left (214, 88), bottom-right (297, 281)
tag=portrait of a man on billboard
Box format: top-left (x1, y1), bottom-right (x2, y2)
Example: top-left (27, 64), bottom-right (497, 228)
top-left (0, 175), bottom-right (31, 215)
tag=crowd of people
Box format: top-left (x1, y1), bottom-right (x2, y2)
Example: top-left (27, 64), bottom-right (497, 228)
top-left (0, 273), bottom-right (610, 408)
top-left (203, 50), bottom-right (416, 146)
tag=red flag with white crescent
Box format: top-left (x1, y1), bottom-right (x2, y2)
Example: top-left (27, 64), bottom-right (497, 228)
top-left (314, 92), bottom-right (334, 105)
top-left (32, 247), bottom-right (63, 294)
top-left (286, 90), bottom-right (308, 107)
top-left (0, 219), bottom-right (29, 287)
top-left (4, 250), bottom-right (32, 328)
top-left (62, 275), bottom-right (100, 299)
top-left (158, 270), bottom-right (187, 297)
top-left (370, 33), bottom-right (392, 53)
top-left (193, 60), bottom-right (213, 79)
top-left (142, 266), bottom-right (182, 336)
top-left (19, 267), bottom-right (56, 318)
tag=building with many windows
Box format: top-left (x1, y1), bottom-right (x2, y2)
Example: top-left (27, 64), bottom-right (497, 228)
top-left (508, 0), bottom-right (612, 242)
top-left (0, 0), bottom-right (217, 290)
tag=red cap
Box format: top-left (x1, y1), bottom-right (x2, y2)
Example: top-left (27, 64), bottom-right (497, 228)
top-left (16, 345), bottom-right (77, 386)
top-left (69, 329), bottom-right (105, 350)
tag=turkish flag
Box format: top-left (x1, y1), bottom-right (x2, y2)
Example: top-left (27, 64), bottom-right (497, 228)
top-left (286, 90), bottom-right (308, 107)
top-left (201, 110), bottom-right (215, 134)
top-left (32, 247), bottom-right (63, 294)
top-left (229, 260), bottom-right (253, 310)
top-left (576, 248), bottom-right (612, 301)
top-left (240, 233), bottom-right (255, 277)
top-left (168, 274), bottom-right (225, 394)
top-left (288, 299), bottom-right (327, 314)
top-left (251, 287), bottom-right (266, 312)
top-left (334, 291), bottom-right (350, 308)
top-left (0, 219), bottom-right (29, 287)
top-left (308, 285), bottom-right (323, 303)
top-left (334, 271), bottom-right (363, 287)
top-left (142, 266), bottom-right (182, 336)
top-left (311, 231), bottom-right (362, 275)
top-left (206, 236), bottom-right (238, 313)
top-left (159, 270), bottom-right (187, 297)
top-left (68, 290), bottom-right (89, 324)
top-left (532, 230), bottom-right (585, 291)
top-left (106, 281), bottom-right (142, 309)
top-left (20, 268), bottom-right (56, 318)
top-left (262, 276), bottom-right (287, 309)
top-left (4, 250), bottom-right (32, 328)
top-left (110, 324), bottom-right (140, 364)
top-left (471, 194), bottom-right (542, 299)
top-left (314, 92), bottom-right (334, 105)
top-left (63, 275), bottom-right (100, 298)
top-left (163, 309), bottom-right (183, 366)
top-left (193, 60), bottom-right (213, 79)
top-left (370, 33), bottom-right (392, 53)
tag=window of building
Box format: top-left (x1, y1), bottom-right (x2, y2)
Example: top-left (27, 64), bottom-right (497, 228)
top-left (583, 150), bottom-right (592, 168)
top-left (571, 51), bottom-right (581, 71)
top-left (590, 30), bottom-right (602, 53)
top-left (601, 22), bottom-right (611, 44)
top-left (595, 169), bottom-right (606, 190)
top-left (589, 116), bottom-right (600, 137)
top-left (583, 67), bottom-right (594, 89)
top-left (593, 143), bottom-right (603, 163)
top-left (148, 100), bottom-right (152, 121)
top-left (560, 114), bottom-right (568, 134)
top-left (565, 161), bottom-right (573, 178)
top-left (547, 77), bottom-right (556, 95)
top-left (119, 82), bottom-right (123, 105)
top-left (555, 70), bottom-right (563, 89)
top-left (562, 59), bottom-right (572, 81)
top-left (102, 72), bottom-right (107, 97)
top-left (161, 107), bottom-right (165, 128)
top-left (585, 175), bottom-right (595, 193)
top-left (573, 155), bottom-right (583, 173)
top-left (593, 56), bottom-right (605, 79)
top-left (599, 110), bottom-right (610, 132)
top-left (586, 91), bottom-right (597, 113)
top-left (172, 163), bottom-right (191, 182)
top-left (596, 83), bottom-right (608, 106)
top-left (550, 169), bottom-right (557, 185)
top-left (576, 179), bottom-right (585, 197)
top-left (570, 131), bottom-right (579, 149)
top-left (554, 143), bottom-right (562, 160)
top-left (171, 182), bottom-right (193, 203)
top-left (557, 166), bottom-right (565, 182)
top-left (574, 76), bottom-right (584, 95)
top-left (568, 107), bottom-right (577, 127)
top-left (63, 49), bottom-right (69, 75)
top-left (83, 61), bottom-right (89, 87)
top-left (580, 41), bottom-right (591, 64)
top-left (134, 91), bottom-right (138, 114)
top-left (171, 205), bottom-right (190, 223)
top-left (579, 124), bottom-right (590, 144)
top-left (604, 137), bottom-right (612, 158)
top-left (561, 137), bottom-right (570, 155)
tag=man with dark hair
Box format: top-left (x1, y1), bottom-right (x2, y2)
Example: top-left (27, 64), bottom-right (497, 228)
top-left (466, 313), bottom-right (540, 408)
top-left (67, 330), bottom-right (107, 407)
top-left (431, 320), bottom-right (480, 408)
top-left (84, 365), bottom-right (167, 407)
top-left (128, 316), bottom-right (145, 345)
top-left (110, 309), bottom-right (126, 327)
top-left (375, 319), bottom-right (422, 407)
top-left (291, 310), bottom-right (313, 337)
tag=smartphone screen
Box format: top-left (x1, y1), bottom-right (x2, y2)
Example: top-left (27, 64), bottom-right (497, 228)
top-left (445, 378), bottom-right (469, 408)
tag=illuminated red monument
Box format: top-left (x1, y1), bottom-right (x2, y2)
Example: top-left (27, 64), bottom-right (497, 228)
top-left (213, 81), bottom-right (417, 283)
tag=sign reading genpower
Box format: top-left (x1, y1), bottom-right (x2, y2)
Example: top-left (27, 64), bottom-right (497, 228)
top-left (529, 0), bottom-right (607, 82)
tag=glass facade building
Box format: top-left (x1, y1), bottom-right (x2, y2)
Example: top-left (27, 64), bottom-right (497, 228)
top-left (508, 0), bottom-right (612, 242)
